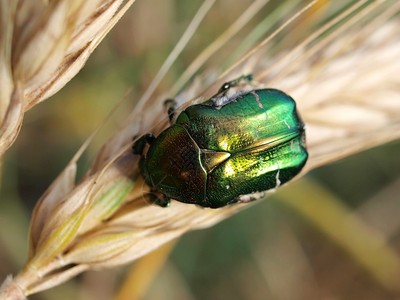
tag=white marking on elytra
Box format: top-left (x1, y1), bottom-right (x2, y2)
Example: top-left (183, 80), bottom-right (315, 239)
top-left (275, 170), bottom-right (281, 188)
top-left (251, 90), bottom-right (270, 121)
top-left (251, 91), bottom-right (264, 110)
top-left (238, 191), bottom-right (265, 203)
top-left (290, 139), bottom-right (294, 150)
top-left (284, 120), bottom-right (291, 129)
top-left (275, 159), bottom-right (281, 188)
top-left (254, 127), bottom-right (259, 137)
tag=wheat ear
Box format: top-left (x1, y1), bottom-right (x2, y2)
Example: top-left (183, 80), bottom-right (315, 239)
top-left (0, 1), bottom-right (399, 299)
top-left (0, 0), bottom-right (135, 156)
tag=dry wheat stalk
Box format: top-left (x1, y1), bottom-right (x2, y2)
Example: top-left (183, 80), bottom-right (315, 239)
top-left (1, 0), bottom-right (400, 299)
top-left (0, 0), bottom-right (135, 156)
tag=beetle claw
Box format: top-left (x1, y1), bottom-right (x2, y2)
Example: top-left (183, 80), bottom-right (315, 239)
top-left (217, 74), bottom-right (254, 94)
top-left (164, 98), bottom-right (177, 123)
top-left (133, 134), bottom-right (155, 155)
top-left (149, 192), bottom-right (171, 207)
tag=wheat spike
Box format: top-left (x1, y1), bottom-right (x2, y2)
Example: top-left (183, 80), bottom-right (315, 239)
top-left (0, 0), bottom-right (135, 156)
top-left (1, 1), bottom-right (399, 298)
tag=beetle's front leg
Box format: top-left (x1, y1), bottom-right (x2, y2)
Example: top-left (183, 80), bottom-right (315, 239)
top-left (217, 74), bottom-right (254, 94)
top-left (163, 98), bottom-right (177, 124)
top-left (148, 191), bottom-right (171, 207)
top-left (132, 133), bottom-right (155, 155)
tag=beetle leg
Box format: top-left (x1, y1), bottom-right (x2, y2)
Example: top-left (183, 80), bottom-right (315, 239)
top-left (217, 74), bottom-right (254, 94)
top-left (132, 134), bottom-right (155, 155)
top-left (149, 192), bottom-right (171, 207)
top-left (163, 98), bottom-right (177, 123)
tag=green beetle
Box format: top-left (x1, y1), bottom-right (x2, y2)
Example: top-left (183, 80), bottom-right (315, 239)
top-left (133, 76), bottom-right (308, 208)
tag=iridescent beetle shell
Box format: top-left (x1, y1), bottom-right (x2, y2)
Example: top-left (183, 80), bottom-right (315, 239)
top-left (134, 78), bottom-right (308, 208)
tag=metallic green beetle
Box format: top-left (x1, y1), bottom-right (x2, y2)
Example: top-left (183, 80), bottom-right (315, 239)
top-left (133, 76), bottom-right (308, 208)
